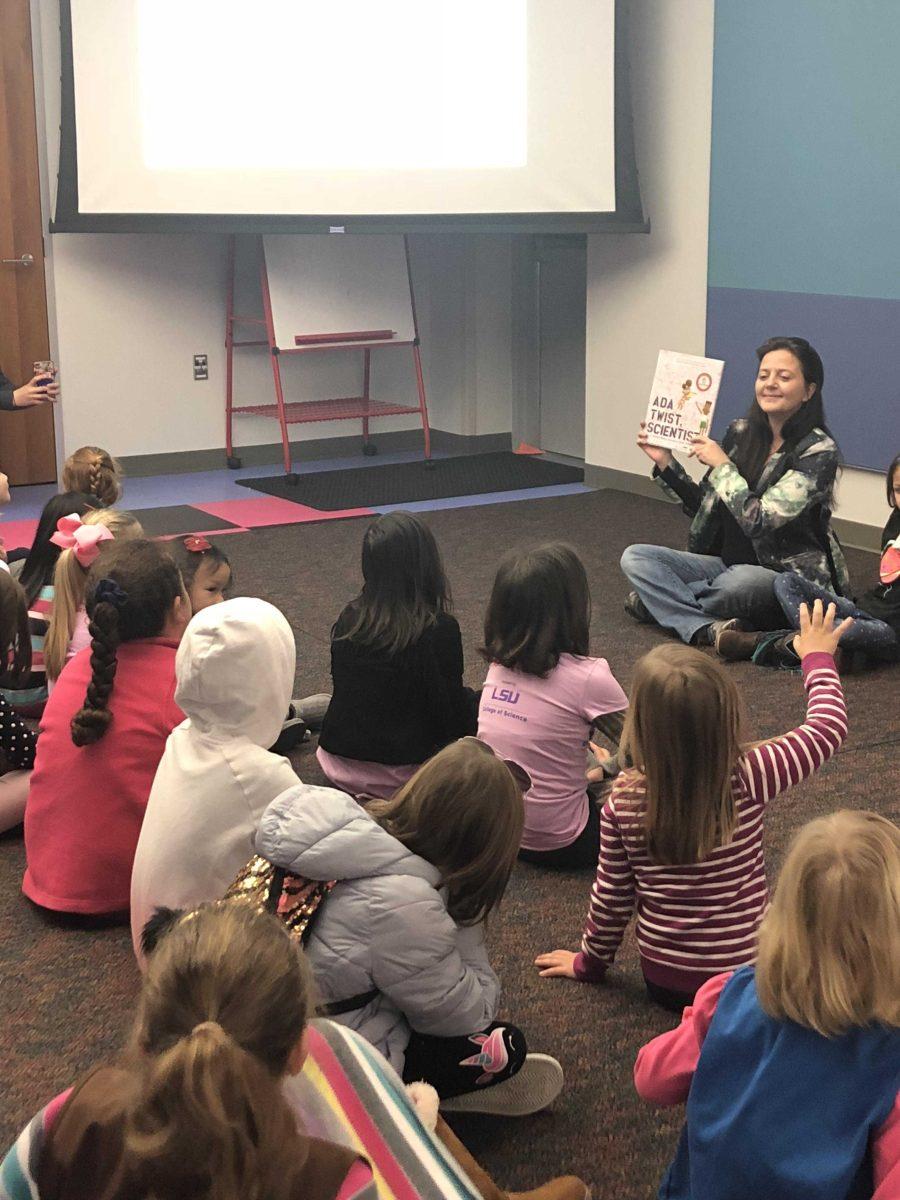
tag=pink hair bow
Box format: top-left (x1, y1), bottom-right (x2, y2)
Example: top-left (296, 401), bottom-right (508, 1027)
top-left (50, 513), bottom-right (114, 567)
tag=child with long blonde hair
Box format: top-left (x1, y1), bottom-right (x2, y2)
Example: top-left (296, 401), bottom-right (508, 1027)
top-left (44, 508), bottom-right (143, 684)
top-left (257, 737), bottom-right (565, 1117)
top-left (61, 444), bottom-right (123, 507)
top-left (536, 600), bottom-right (851, 1011)
top-left (634, 810), bottom-right (900, 1199)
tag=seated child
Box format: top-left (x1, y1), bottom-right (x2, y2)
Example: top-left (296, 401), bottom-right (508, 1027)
top-left (634, 810), bottom-right (900, 1200)
top-left (61, 444), bottom-right (123, 508)
top-left (23, 540), bottom-right (190, 915)
top-left (130, 596), bottom-right (299, 959)
top-left (719, 449), bottom-right (900, 669)
top-left (478, 543), bottom-right (627, 869)
top-left (2, 492), bottom-right (96, 712)
top-left (166, 534), bottom-right (232, 613)
top-left (44, 509), bottom-right (144, 687)
top-left (2, 903), bottom-right (588, 1200)
top-left (317, 513), bottom-right (478, 798)
top-left (0, 571), bottom-right (39, 832)
top-left (257, 737), bottom-right (564, 1118)
top-left (536, 600), bottom-right (850, 1010)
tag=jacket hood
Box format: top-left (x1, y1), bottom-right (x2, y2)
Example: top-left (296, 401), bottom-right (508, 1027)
top-left (257, 783), bottom-right (439, 886)
top-left (175, 597), bottom-right (295, 748)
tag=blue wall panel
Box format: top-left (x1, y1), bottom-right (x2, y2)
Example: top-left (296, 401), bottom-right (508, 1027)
top-left (707, 1), bottom-right (900, 469)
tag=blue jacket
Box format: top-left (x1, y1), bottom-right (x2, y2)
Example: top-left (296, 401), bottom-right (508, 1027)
top-left (661, 968), bottom-right (900, 1200)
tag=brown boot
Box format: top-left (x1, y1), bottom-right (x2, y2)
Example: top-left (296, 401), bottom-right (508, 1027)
top-left (715, 627), bottom-right (764, 661)
top-left (435, 1117), bottom-right (589, 1200)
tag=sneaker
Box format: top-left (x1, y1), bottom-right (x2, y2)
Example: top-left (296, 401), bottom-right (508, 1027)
top-left (439, 1054), bottom-right (564, 1117)
top-left (292, 693), bottom-right (331, 732)
top-left (623, 591), bottom-right (655, 625)
top-left (715, 626), bottom-right (763, 661)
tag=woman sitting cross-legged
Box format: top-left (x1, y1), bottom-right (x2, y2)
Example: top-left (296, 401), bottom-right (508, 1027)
top-left (621, 336), bottom-right (849, 648)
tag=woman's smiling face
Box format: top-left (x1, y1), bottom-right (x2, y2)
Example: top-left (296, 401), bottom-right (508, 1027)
top-left (754, 349), bottom-right (814, 422)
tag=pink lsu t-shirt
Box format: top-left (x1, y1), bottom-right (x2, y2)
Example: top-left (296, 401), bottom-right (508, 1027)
top-left (478, 654), bottom-right (627, 852)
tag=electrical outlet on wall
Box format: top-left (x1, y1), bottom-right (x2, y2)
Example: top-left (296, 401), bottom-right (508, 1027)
top-left (193, 353), bottom-right (209, 380)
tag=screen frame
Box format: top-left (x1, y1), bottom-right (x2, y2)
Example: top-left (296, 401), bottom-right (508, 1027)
top-left (51, 0), bottom-right (648, 235)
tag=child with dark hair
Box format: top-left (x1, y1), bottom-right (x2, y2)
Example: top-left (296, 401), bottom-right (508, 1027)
top-left (718, 449), bottom-right (900, 669)
top-left (23, 540), bottom-right (190, 915)
top-left (166, 534), bottom-right (232, 613)
top-left (2, 491), bottom-right (96, 713)
top-left (317, 512), bottom-right (478, 798)
top-left (478, 543), bottom-right (627, 868)
top-left (0, 572), bottom-right (39, 832)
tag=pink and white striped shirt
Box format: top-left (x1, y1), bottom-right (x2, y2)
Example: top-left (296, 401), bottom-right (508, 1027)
top-left (573, 651), bottom-right (847, 993)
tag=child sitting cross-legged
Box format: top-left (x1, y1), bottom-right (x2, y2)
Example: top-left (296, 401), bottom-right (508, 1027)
top-left (130, 596), bottom-right (300, 961)
top-left (536, 599), bottom-right (850, 1011)
top-left (23, 540), bottom-right (190, 915)
top-left (478, 543), bottom-right (628, 869)
top-left (256, 737), bottom-right (565, 1118)
top-left (316, 513), bottom-right (479, 799)
top-left (635, 810), bottom-right (900, 1200)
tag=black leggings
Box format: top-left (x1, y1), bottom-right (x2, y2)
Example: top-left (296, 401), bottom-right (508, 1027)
top-left (517, 795), bottom-right (600, 870)
top-left (402, 1021), bottom-right (528, 1100)
top-left (645, 979), bottom-right (697, 1014)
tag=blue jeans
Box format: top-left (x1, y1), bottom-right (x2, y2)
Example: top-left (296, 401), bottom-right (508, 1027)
top-left (773, 573), bottom-right (898, 661)
top-left (620, 545), bottom-right (784, 644)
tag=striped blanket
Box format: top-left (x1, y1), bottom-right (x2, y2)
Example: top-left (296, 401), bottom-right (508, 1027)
top-left (1, 1019), bottom-right (480, 1200)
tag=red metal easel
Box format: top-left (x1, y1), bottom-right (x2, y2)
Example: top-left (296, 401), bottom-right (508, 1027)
top-left (224, 235), bottom-right (431, 482)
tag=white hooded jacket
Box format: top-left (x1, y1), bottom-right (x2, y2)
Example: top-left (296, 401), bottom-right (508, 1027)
top-left (130, 597), bottom-right (298, 959)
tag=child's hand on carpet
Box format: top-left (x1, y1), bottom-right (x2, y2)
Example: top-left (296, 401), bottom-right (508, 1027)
top-left (586, 741), bottom-right (611, 782)
top-left (535, 950), bottom-right (578, 979)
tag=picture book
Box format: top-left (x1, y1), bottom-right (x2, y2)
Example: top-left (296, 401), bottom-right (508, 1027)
top-left (643, 350), bottom-right (725, 451)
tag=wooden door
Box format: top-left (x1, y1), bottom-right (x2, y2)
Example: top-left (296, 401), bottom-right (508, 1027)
top-left (0, 0), bottom-right (56, 484)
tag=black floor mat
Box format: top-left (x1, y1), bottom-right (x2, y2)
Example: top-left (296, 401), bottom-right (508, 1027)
top-left (130, 505), bottom-right (240, 537)
top-left (235, 452), bottom-right (584, 510)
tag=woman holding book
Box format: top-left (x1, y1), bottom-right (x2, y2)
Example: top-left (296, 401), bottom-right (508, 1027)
top-left (620, 336), bottom-right (847, 649)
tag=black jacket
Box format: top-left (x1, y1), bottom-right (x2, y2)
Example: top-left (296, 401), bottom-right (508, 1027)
top-left (318, 608), bottom-right (479, 765)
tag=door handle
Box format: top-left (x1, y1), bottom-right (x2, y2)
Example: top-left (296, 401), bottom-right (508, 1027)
top-left (1, 253), bottom-right (34, 267)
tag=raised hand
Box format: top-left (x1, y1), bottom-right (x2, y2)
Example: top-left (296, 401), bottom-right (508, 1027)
top-left (637, 422), bottom-right (673, 470)
top-left (794, 598), bottom-right (854, 659)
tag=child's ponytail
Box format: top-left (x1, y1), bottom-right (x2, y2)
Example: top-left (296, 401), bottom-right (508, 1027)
top-left (124, 1019), bottom-right (293, 1200)
top-left (70, 583), bottom-right (123, 746)
top-left (46, 510), bottom-right (143, 683)
top-left (70, 540), bottom-right (184, 747)
top-left (118, 904), bottom-right (311, 1200)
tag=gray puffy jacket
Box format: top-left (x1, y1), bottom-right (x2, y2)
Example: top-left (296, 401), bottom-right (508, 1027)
top-left (256, 784), bottom-right (500, 1072)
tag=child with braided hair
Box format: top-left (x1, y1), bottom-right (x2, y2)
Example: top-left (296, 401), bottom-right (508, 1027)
top-left (44, 508), bottom-right (144, 688)
top-left (23, 539), bottom-right (191, 915)
top-left (61, 444), bottom-right (123, 508)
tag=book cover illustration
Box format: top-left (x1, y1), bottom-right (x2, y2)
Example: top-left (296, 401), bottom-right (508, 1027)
top-left (643, 350), bottom-right (725, 451)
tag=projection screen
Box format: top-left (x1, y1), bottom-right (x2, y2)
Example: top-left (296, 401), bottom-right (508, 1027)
top-left (53, 0), bottom-right (646, 233)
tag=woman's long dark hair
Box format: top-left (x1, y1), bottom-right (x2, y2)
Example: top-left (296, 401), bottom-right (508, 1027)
top-left (19, 491), bottom-right (96, 606)
top-left (730, 337), bottom-right (837, 497)
top-left (337, 512), bottom-right (451, 656)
